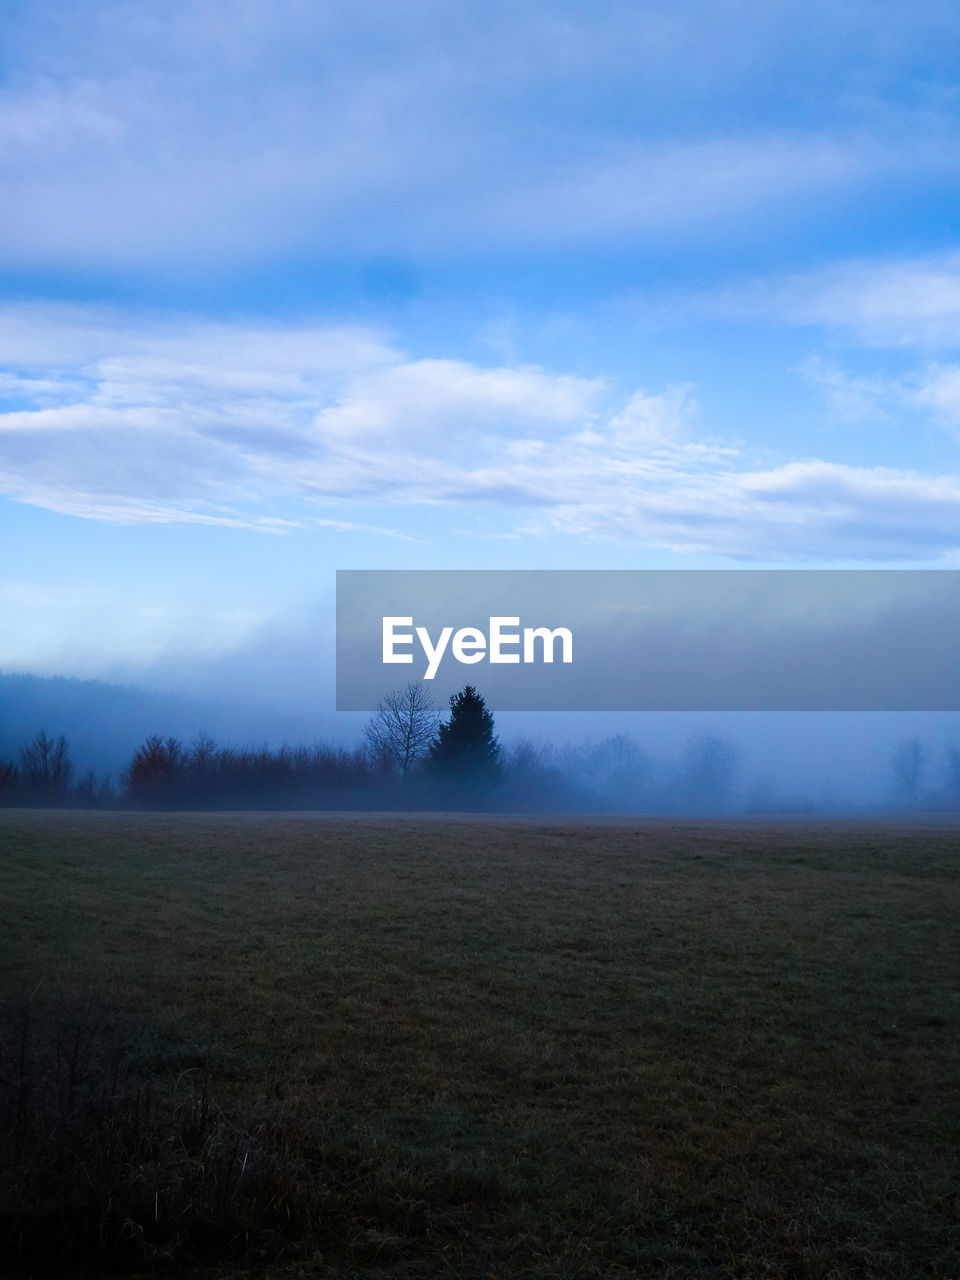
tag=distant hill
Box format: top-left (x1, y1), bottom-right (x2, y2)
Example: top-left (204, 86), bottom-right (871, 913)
top-left (0, 671), bottom-right (334, 781)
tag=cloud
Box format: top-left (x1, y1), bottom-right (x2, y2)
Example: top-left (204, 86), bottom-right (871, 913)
top-left (0, 0), bottom-right (956, 266)
top-left (798, 350), bottom-right (960, 439)
top-left (697, 256), bottom-right (960, 446)
top-left (313, 360), bottom-right (601, 442)
top-left (478, 132), bottom-right (919, 247)
top-left (910, 364), bottom-right (960, 428)
top-left (1, 304), bottom-right (959, 560)
top-left (718, 254), bottom-right (960, 348)
top-left (797, 357), bottom-right (895, 423)
top-left (532, 460), bottom-right (960, 560)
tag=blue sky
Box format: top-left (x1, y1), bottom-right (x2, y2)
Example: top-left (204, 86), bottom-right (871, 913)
top-left (2, 0), bottom-right (960, 706)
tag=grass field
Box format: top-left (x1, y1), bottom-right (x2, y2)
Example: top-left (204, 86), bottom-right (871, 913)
top-left (1, 809), bottom-right (958, 1278)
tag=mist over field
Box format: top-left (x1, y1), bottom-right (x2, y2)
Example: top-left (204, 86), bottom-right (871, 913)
top-left (3, 667), bottom-right (959, 812)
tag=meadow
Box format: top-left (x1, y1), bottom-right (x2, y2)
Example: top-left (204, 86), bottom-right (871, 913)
top-left (1, 810), bottom-right (958, 1279)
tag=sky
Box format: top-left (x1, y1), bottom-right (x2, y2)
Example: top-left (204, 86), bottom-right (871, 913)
top-left (1, 0), bottom-right (960, 780)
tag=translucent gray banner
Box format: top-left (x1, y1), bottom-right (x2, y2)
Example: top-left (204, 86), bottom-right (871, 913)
top-left (336, 570), bottom-right (960, 711)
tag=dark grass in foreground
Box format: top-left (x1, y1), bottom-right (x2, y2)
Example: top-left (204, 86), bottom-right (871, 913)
top-left (1, 811), bottom-right (958, 1278)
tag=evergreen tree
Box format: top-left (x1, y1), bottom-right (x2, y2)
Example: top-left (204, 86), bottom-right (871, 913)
top-left (428, 685), bottom-right (500, 788)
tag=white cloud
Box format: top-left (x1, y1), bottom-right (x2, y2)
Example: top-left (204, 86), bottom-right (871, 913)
top-left (481, 132), bottom-right (917, 247)
top-left (526, 460), bottom-right (960, 560)
top-left (911, 364), bottom-right (960, 427)
top-left (719, 253), bottom-right (960, 349)
top-left (797, 357), bottom-right (897, 423)
top-left (695, 256), bottom-right (960, 447)
top-left (798, 352), bottom-right (960, 438)
top-left (313, 360), bottom-right (602, 442)
top-left (0, 77), bottom-right (125, 157)
top-left (1, 305), bottom-right (959, 561)
top-left (0, 1), bottom-right (956, 265)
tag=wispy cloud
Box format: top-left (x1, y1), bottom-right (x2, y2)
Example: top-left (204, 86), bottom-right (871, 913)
top-left (797, 355), bottom-right (904, 424)
top-left (476, 132), bottom-right (927, 248)
top-left (712, 253), bottom-right (960, 348)
top-left (800, 352), bottom-right (960, 436)
top-left (1, 1), bottom-right (957, 267)
top-left (2, 305), bottom-right (958, 560)
top-left (685, 253), bottom-right (960, 449)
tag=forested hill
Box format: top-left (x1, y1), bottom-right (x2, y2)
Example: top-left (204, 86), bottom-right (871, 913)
top-left (0, 672), bottom-right (328, 779)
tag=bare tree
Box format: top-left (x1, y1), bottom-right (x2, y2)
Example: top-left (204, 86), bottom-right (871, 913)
top-left (891, 736), bottom-right (926, 804)
top-left (19, 730), bottom-right (74, 805)
top-left (678, 733), bottom-right (738, 813)
top-left (73, 770), bottom-right (115, 807)
top-left (364, 683), bottom-right (439, 777)
top-left (585, 734), bottom-right (652, 808)
top-left (187, 732), bottom-right (219, 802)
top-left (124, 735), bottom-right (186, 806)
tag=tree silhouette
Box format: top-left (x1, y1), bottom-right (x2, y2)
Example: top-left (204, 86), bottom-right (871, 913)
top-left (364, 683), bottom-right (439, 777)
top-left (124, 735), bottom-right (186, 806)
top-left (678, 733), bottom-right (737, 813)
top-left (0, 759), bottom-right (18, 804)
top-left (73, 769), bottom-right (115, 807)
top-left (186, 733), bottom-right (219, 803)
top-left (585, 734), bottom-right (652, 810)
top-left (429, 685), bottom-right (500, 788)
top-left (19, 730), bottom-right (74, 805)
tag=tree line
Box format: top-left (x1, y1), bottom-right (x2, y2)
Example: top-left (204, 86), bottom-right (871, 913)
top-left (0, 686), bottom-right (504, 811)
top-left (2, 687), bottom-right (960, 812)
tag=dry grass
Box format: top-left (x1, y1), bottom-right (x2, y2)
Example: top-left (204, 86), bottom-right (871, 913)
top-left (1, 809), bottom-right (958, 1278)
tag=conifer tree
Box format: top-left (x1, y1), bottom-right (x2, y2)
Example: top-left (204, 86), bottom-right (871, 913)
top-left (428, 685), bottom-right (500, 786)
